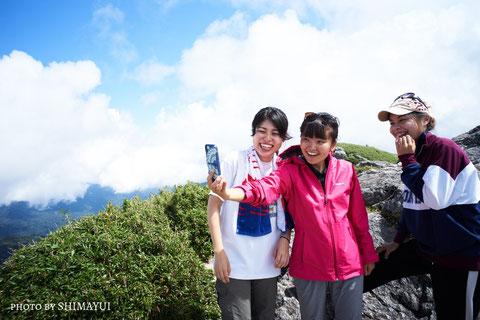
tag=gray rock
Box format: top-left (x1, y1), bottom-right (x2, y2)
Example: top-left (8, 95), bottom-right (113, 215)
top-left (452, 125), bottom-right (480, 174)
top-left (333, 146), bottom-right (347, 160)
top-left (357, 160), bottom-right (392, 168)
top-left (358, 163), bottom-right (404, 219)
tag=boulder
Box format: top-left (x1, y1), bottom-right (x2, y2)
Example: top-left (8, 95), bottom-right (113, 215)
top-left (452, 125), bottom-right (480, 174)
top-left (333, 146), bottom-right (347, 160)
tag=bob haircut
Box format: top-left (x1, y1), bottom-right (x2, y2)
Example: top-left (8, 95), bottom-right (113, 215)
top-left (300, 112), bottom-right (340, 142)
top-left (251, 106), bottom-right (291, 141)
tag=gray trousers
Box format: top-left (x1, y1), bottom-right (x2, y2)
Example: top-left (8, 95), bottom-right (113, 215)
top-left (215, 277), bottom-right (278, 320)
top-left (294, 275), bottom-right (364, 320)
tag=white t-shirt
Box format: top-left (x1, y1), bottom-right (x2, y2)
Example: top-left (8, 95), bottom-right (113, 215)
top-left (213, 148), bottom-right (281, 280)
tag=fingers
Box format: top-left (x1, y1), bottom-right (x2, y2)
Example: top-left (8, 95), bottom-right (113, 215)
top-left (376, 246), bottom-right (386, 254)
top-left (274, 253), bottom-right (288, 268)
top-left (207, 174), bottom-right (226, 195)
top-left (215, 265), bottom-right (230, 284)
top-left (207, 170), bottom-right (215, 187)
top-left (384, 242), bottom-right (399, 259)
top-left (215, 269), bottom-right (230, 284)
top-left (364, 263), bottom-right (375, 276)
top-left (214, 252), bottom-right (231, 284)
top-left (376, 243), bottom-right (399, 259)
top-left (395, 135), bottom-right (416, 155)
top-left (275, 248), bottom-right (290, 268)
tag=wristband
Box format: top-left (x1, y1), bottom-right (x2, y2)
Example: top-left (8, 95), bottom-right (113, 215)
top-left (280, 235), bottom-right (290, 243)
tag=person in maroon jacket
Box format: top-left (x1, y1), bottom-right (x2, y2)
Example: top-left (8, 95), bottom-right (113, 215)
top-left (364, 92), bottom-right (480, 320)
top-left (209, 112), bottom-right (378, 320)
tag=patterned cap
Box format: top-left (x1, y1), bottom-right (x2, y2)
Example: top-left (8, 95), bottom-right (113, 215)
top-left (378, 96), bottom-right (431, 122)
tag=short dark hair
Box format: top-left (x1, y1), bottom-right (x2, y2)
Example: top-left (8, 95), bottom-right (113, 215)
top-left (300, 112), bottom-right (339, 142)
top-left (251, 107), bottom-right (291, 140)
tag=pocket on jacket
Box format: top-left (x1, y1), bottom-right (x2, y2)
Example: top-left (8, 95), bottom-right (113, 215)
top-left (332, 222), bottom-right (361, 270)
top-left (292, 231), bottom-right (305, 264)
top-left (300, 231), bottom-right (331, 269)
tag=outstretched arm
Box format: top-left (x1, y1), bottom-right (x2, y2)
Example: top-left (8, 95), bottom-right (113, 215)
top-left (207, 170), bottom-right (246, 202)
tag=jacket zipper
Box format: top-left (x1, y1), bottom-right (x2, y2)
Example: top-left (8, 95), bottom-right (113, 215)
top-left (324, 163), bottom-right (339, 281)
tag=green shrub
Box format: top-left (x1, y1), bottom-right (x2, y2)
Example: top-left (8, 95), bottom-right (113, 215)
top-left (160, 182), bottom-right (212, 263)
top-left (0, 194), bottom-right (220, 319)
top-left (338, 143), bottom-right (398, 165)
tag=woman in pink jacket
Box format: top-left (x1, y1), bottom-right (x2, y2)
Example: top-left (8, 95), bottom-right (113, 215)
top-left (209, 112), bottom-right (378, 319)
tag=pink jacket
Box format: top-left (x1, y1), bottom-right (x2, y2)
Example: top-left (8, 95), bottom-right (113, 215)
top-left (238, 146), bottom-right (378, 281)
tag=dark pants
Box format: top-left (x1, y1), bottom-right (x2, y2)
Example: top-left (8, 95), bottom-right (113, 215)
top-left (364, 239), bottom-right (480, 320)
top-left (215, 277), bottom-right (278, 320)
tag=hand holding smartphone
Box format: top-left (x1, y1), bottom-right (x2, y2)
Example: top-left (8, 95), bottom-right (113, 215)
top-left (205, 144), bottom-right (221, 181)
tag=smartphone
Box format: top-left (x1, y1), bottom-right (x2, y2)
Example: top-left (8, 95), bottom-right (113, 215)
top-left (205, 144), bottom-right (221, 181)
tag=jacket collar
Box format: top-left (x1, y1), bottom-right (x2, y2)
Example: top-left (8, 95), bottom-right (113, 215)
top-left (415, 130), bottom-right (429, 158)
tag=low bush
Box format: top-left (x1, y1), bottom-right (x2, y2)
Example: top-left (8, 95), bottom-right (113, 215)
top-left (160, 183), bottom-right (212, 263)
top-left (0, 193), bottom-right (220, 319)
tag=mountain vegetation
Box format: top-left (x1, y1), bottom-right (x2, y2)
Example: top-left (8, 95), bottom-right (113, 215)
top-left (337, 142), bottom-right (398, 165)
top-left (0, 183), bottom-right (219, 319)
top-left (0, 143), bottom-right (397, 319)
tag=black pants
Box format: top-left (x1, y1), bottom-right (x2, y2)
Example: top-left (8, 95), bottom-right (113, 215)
top-left (364, 239), bottom-right (480, 320)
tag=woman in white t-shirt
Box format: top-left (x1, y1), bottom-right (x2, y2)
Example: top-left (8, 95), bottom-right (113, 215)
top-left (207, 106), bottom-right (292, 320)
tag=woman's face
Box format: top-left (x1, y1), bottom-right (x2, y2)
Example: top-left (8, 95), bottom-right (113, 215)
top-left (300, 134), bottom-right (336, 172)
top-left (389, 113), bottom-right (429, 141)
top-left (252, 119), bottom-right (284, 162)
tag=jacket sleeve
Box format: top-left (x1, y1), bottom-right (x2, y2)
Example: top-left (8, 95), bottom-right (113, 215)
top-left (236, 167), bottom-right (291, 206)
top-left (347, 168), bottom-right (379, 264)
top-left (399, 139), bottom-right (477, 211)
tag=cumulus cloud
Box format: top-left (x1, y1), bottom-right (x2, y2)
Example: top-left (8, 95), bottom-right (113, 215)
top-left (0, 51), bottom-right (135, 206)
top-left (178, 3), bottom-right (480, 153)
top-left (0, 52), bottom-right (226, 206)
top-left (2, 0), bottom-right (480, 207)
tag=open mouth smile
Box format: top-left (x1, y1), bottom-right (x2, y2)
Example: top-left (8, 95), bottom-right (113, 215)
top-left (260, 143), bottom-right (273, 150)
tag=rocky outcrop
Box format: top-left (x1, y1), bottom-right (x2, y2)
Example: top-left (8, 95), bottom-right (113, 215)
top-left (358, 162), bottom-right (403, 219)
top-left (275, 126), bottom-right (480, 319)
top-left (453, 125), bottom-right (480, 174)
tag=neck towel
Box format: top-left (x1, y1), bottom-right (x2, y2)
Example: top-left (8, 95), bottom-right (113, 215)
top-left (236, 146), bottom-right (286, 236)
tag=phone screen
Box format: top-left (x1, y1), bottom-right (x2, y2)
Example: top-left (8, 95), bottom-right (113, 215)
top-left (205, 144), bottom-right (221, 181)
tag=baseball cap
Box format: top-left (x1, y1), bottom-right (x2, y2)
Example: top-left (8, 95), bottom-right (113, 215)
top-left (378, 92), bottom-right (431, 122)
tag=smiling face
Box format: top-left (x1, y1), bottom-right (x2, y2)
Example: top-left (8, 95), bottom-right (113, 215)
top-left (252, 119), bottom-right (284, 162)
top-left (300, 134), bottom-right (337, 172)
top-left (389, 113), bottom-right (429, 141)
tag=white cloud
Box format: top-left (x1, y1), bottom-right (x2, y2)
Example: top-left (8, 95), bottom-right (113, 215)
top-left (0, 51), bottom-right (134, 206)
top-left (178, 4), bottom-right (480, 154)
top-left (129, 60), bottom-right (175, 86)
top-left (92, 4), bottom-right (138, 63)
top-left (2, 1), bottom-right (480, 207)
top-left (0, 52), bottom-right (225, 206)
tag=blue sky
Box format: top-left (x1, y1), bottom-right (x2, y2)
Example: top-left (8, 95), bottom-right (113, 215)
top-left (1, 0), bottom-right (480, 206)
top-left (1, 0), bottom-right (240, 126)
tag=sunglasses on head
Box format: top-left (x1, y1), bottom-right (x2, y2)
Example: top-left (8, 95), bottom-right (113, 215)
top-left (394, 92), bottom-right (427, 109)
top-left (304, 112), bottom-right (330, 120)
